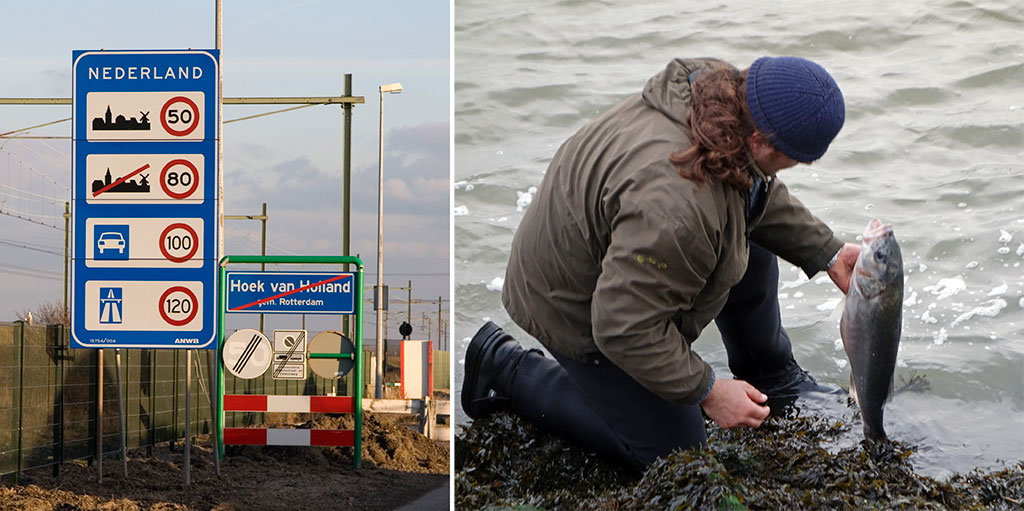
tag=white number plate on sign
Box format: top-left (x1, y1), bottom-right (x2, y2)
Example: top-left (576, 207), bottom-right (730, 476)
top-left (85, 154), bottom-right (204, 204)
top-left (86, 91), bottom-right (205, 140)
top-left (84, 280), bottom-right (203, 331)
top-left (85, 217), bottom-right (204, 268)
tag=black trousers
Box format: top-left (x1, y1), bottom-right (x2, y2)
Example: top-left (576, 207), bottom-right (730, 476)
top-left (506, 243), bottom-right (797, 472)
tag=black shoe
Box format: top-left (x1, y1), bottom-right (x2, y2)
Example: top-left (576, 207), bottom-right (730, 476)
top-left (746, 362), bottom-right (840, 411)
top-left (461, 321), bottom-right (533, 419)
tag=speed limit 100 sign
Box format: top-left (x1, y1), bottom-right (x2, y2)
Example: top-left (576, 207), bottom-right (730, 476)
top-left (71, 49), bottom-right (219, 350)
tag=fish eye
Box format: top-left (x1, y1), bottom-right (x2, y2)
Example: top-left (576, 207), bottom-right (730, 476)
top-left (874, 251), bottom-right (887, 264)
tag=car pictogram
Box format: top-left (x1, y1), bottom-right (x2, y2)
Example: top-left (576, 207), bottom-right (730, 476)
top-left (97, 232), bottom-right (126, 254)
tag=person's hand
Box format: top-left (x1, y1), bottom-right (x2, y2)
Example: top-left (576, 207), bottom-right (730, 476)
top-left (700, 378), bottom-right (770, 429)
top-left (827, 243), bottom-right (861, 294)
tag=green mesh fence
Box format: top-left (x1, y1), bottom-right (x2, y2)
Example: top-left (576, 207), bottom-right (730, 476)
top-left (0, 322), bottom-right (364, 478)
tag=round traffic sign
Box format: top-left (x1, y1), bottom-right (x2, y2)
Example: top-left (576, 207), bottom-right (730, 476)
top-left (158, 223), bottom-right (199, 263)
top-left (160, 159), bottom-right (200, 199)
top-left (160, 96), bottom-right (200, 136)
top-left (308, 331), bottom-right (356, 380)
top-left (223, 329), bottom-right (272, 379)
top-left (158, 286), bottom-right (198, 326)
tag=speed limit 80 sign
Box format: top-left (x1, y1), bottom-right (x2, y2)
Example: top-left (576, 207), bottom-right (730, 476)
top-left (71, 50), bottom-right (219, 350)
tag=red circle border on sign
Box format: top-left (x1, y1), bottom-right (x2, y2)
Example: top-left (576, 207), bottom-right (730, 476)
top-left (160, 96), bottom-right (200, 137)
top-left (159, 159), bottom-right (201, 199)
top-left (158, 286), bottom-right (198, 326)
top-left (159, 223), bottom-right (199, 263)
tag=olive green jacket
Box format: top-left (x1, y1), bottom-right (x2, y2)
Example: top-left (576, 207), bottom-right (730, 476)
top-left (501, 58), bottom-right (843, 405)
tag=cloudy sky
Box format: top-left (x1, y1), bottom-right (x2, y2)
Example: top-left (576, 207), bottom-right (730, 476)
top-left (0, 1), bottom-right (451, 340)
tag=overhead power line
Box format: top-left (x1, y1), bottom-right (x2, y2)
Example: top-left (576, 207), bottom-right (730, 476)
top-left (0, 209), bottom-right (62, 230)
top-left (1, 147), bottom-right (69, 191)
top-left (0, 263), bottom-right (61, 281)
top-left (0, 182), bottom-right (64, 204)
top-left (0, 117), bottom-right (70, 138)
top-left (0, 239), bottom-right (62, 256)
top-left (3, 138), bottom-right (71, 173)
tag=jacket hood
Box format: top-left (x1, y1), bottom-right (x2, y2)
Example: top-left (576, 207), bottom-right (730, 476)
top-left (641, 58), bottom-right (729, 127)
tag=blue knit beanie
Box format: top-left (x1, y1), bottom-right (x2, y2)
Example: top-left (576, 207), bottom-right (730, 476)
top-left (746, 56), bottom-right (845, 162)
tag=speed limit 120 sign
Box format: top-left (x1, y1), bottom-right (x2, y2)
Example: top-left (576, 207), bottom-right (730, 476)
top-left (70, 50), bottom-right (219, 349)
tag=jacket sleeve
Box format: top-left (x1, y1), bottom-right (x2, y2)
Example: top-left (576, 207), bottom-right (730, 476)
top-left (751, 179), bottom-right (844, 277)
top-left (590, 197), bottom-right (715, 405)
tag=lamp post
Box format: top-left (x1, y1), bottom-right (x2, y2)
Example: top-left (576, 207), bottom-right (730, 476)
top-left (375, 82), bottom-right (402, 399)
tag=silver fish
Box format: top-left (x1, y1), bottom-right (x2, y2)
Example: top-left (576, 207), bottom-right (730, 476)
top-left (840, 219), bottom-right (904, 441)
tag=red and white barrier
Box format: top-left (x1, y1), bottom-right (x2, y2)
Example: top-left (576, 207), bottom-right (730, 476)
top-left (222, 394), bottom-right (355, 447)
top-left (224, 428), bottom-right (354, 446)
top-left (223, 394), bottom-right (353, 414)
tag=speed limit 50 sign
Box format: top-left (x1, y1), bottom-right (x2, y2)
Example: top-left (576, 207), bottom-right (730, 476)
top-left (70, 50), bottom-right (219, 349)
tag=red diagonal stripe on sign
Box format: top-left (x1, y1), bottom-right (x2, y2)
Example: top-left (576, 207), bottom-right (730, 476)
top-left (229, 274), bottom-right (351, 312)
top-left (93, 163), bottom-right (150, 197)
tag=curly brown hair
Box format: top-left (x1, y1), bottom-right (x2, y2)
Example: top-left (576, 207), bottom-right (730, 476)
top-left (670, 64), bottom-right (755, 192)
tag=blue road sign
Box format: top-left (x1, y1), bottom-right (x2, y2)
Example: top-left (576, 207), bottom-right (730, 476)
top-left (226, 272), bottom-right (356, 315)
top-left (94, 224), bottom-right (130, 260)
top-left (70, 50), bottom-right (219, 349)
top-left (98, 287), bottom-right (123, 324)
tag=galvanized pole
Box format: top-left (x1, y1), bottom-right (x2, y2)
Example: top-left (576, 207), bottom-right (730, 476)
top-left (407, 280), bottom-right (412, 328)
top-left (217, 262), bottom-right (227, 460)
top-left (213, 0), bottom-right (224, 478)
top-left (259, 202), bottom-right (267, 335)
top-left (375, 86), bottom-right (384, 400)
top-left (184, 350), bottom-right (191, 485)
top-left (96, 349), bottom-right (103, 483)
top-left (63, 202), bottom-right (69, 320)
top-left (343, 74), bottom-right (352, 337)
top-left (438, 296), bottom-right (442, 345)
top-left (55, 325), bottom-right (65, 477)
top-left (114, 349), bottom-right (127, 478)
top-left (16, 322), bottom-right (25, 483)
top-left (423, 313), bottom-right (431, 344)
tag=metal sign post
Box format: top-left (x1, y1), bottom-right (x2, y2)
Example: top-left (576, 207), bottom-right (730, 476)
top-left (114, 349), bottom-right (127, 478)
top-left (70, 49), bottom-right (221, 486)
top-left (184, 350), bottom-right (192, 485)
top-left (96, 350), bottom-right (102, 482)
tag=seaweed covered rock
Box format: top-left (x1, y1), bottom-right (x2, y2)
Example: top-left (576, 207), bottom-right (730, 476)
top-left (455, 409), bottom-right (1023, 510)
top-left (455, 412), bottom-right (633, 510)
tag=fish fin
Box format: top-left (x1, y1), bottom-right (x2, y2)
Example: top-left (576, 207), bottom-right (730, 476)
top-left (849, 373), bottom-right (859, 408)
top-left (829, 293), bottom-right (847, 322)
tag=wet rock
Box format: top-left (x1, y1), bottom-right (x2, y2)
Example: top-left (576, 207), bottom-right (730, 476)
top-left (455, 408), bottom-right (1023, 510)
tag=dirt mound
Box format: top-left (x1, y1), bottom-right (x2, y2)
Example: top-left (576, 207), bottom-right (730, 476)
top-left (227, 411), bottom-right (447, 473)
top-left (2, 411), bottom-right (448, 511)
top-left (0, 485), bottom-right (145, 511)
top-left (456, 409), bottom-right (1024, 510)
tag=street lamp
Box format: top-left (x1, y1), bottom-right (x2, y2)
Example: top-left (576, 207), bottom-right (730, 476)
top-left (376, 82), bottom-right (402, 400)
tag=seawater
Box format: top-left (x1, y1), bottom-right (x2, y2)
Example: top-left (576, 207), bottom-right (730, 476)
top-left (453, 0), bottom-right (1024, 479)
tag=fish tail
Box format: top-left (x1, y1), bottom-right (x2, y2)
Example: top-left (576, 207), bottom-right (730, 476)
top-left (864, 423), bottom-right (888, 442)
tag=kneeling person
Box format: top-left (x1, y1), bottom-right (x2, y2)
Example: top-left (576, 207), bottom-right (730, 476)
top-left (462, 56), bottom-right (859, 473)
